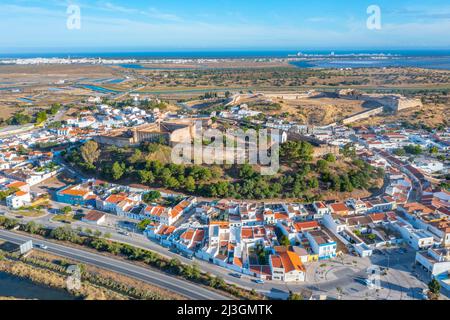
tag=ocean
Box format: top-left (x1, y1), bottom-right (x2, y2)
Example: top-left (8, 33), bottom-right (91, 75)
top-left (2, 50), bottom-right (450, 70)
top-left (1, 49), bottom-right (450, 59)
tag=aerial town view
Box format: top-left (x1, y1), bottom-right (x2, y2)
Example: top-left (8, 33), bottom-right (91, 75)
top-left (0, 0), bottom-right (449, 312)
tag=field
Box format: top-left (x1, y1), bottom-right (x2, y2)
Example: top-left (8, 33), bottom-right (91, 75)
top-left (1, 62), bottom-right (449, 124)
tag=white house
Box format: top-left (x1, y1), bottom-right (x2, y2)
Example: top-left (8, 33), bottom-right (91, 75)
top-left (269, 247), bottom-right (306, 282)
top-left (416, 247), bottom-right (450, 290)
top-left (393, 219), bottom-right (435, 250)
top-left (6, 191), bottom-right (31, 209)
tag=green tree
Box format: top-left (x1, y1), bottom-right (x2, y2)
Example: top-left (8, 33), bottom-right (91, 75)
top-left (143, 190), bottom-right (161, 203)
top-left (393, 148), bottom-right (407, 157)
top-left (428, 279), bottom-right (441, 299)
top-left (316, 159), bottom-right (329, 173)
top-left (48, 103), bottom-right (61, 115)
top-left (288, 291), bottom-right (304, 300)
top-left (61, 206), bottom-right (72, 215)
top-left (404, 144), bottom-right (423, 155)
top-left (279, 235), bottom-right (291, 247)
top-left (35, 111), bottom-right (48, 124)
top-left (429, 146), bottom-right (439, 154)
top-left (137, 219), bottom-right (152, 231)
top-left (112, 162), bottom-right (125, 181)
top-left (185, 176), bottom-right (196, 193)
top-left (138, 170), bottom-right (155, 184)
top-left (94, 230), bottom-right (102, 237)
top-left (24, 221), bottom-right (40, 234)
top-left (281, 141), bottom-right (314, 165)
top-left (341, 143), bottom-right (356, 158)
top-left (80, 140), bottom-right (101, 166)
top-left (324, 153), bottom-right (336, 162)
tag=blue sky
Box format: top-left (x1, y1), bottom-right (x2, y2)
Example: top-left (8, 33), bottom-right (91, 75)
top-left (1, 0), bottom-right (450, 53)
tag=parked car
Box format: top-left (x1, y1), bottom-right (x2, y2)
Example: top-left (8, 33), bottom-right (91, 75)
top-left (230, 273), bottom-right (242, 279)
top-left (253, 279), bottom-right (265, 284)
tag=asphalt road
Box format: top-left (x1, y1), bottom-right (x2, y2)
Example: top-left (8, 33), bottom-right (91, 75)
top-left (0, 229), bottom-right (231, 300)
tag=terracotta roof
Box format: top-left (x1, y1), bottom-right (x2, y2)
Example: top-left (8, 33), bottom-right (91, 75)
top-left (402, 202), bottom-right (434, 215)
top-left (193, 229), bottom-right (205, 242)
top-left (293, 221), bottom-right (320, 232)
top-left (233, 257), bottom-right (243, 267)
top-left (369, 213), bottom-right (385, 222)
top-left (60, 187), bottom-right (89, 197)
top-left (281, 250), bottom-right (306, 272)
top-left (315, 202), bottom-right (327, 209)
top-left (274, 212), bottom-right (289, 220)
top-left (181, 229), bottom-right (195, 241)
top-left (241, 227), bottom-right (253, 239)
top-left (83, 211), bottom-right (105, 221)
top-left (6, 181), bottom-right (28, 189)
top-left (270, 255), bottom-right (283, 268)
top-left (330, 203), bottom-right (350, 212)
top-left (104, 194), bottom-right (127, 204)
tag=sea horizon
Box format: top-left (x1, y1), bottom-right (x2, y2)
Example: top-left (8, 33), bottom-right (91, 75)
top-left (2, 49), bottom-right (450, 60)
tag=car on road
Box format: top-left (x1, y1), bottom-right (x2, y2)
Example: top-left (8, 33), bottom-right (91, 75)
top-left (253, 279), bottom-right (265, 284)
top-left (35, 244), bottom-right (48, 250)
top-left (15, 215), bottom-right (24, 219)
top-left (230, 273), bottom-right (242, 279)
top-left (76, 209), bottom-right (84, 214)
top-left (118, 231), bottom-right (130, 236)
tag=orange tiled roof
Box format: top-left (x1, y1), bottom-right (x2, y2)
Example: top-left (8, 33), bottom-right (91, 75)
top-left (330, 203), bottom-right (349, 212)
top-left (279, 250), bottom-right (306, 273)
top-left (181, 229), bottom-right (195, 241)
top-left (60, 187), bottom-right (89, 197)
top-left (6, 181), bottom-right (28, 189)
top-left (293, 221), bottom-right (319, 232)
top-left (104, 194), bottom-right (127, 204)
top-left (270, 255), bottom-right (283, 268)
top-left (241, 227), bottom-right (253, 239)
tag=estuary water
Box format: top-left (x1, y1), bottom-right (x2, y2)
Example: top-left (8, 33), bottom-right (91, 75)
top-left (0, 272), bottom-right (74, 300)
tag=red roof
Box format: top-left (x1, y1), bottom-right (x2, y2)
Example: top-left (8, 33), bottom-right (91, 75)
top-left (293, 221), bottom-right (320, 232)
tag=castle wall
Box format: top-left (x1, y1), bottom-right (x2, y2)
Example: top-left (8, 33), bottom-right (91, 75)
top-left (341, 107), bottom-right (384, 125)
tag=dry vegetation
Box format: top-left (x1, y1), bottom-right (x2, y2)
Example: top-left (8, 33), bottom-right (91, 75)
top-left (0, 247), bottom-right (184, 300)
top-left (353, 103), bottom-right (450, 128)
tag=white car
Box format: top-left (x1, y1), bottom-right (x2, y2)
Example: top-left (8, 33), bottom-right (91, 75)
top-left (36, 244), bottom-right (48, 250)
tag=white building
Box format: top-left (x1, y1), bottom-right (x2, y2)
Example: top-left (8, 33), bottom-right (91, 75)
top-left (6, 191), bottom-right (31, 209)
top-left (416, 247), bottom-right (450, 290)
top-left (393, 219), bottom-right (435, 250)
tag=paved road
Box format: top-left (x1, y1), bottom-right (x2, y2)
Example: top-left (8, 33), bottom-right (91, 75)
top-left (0, 229), bottom-right (230, 300)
